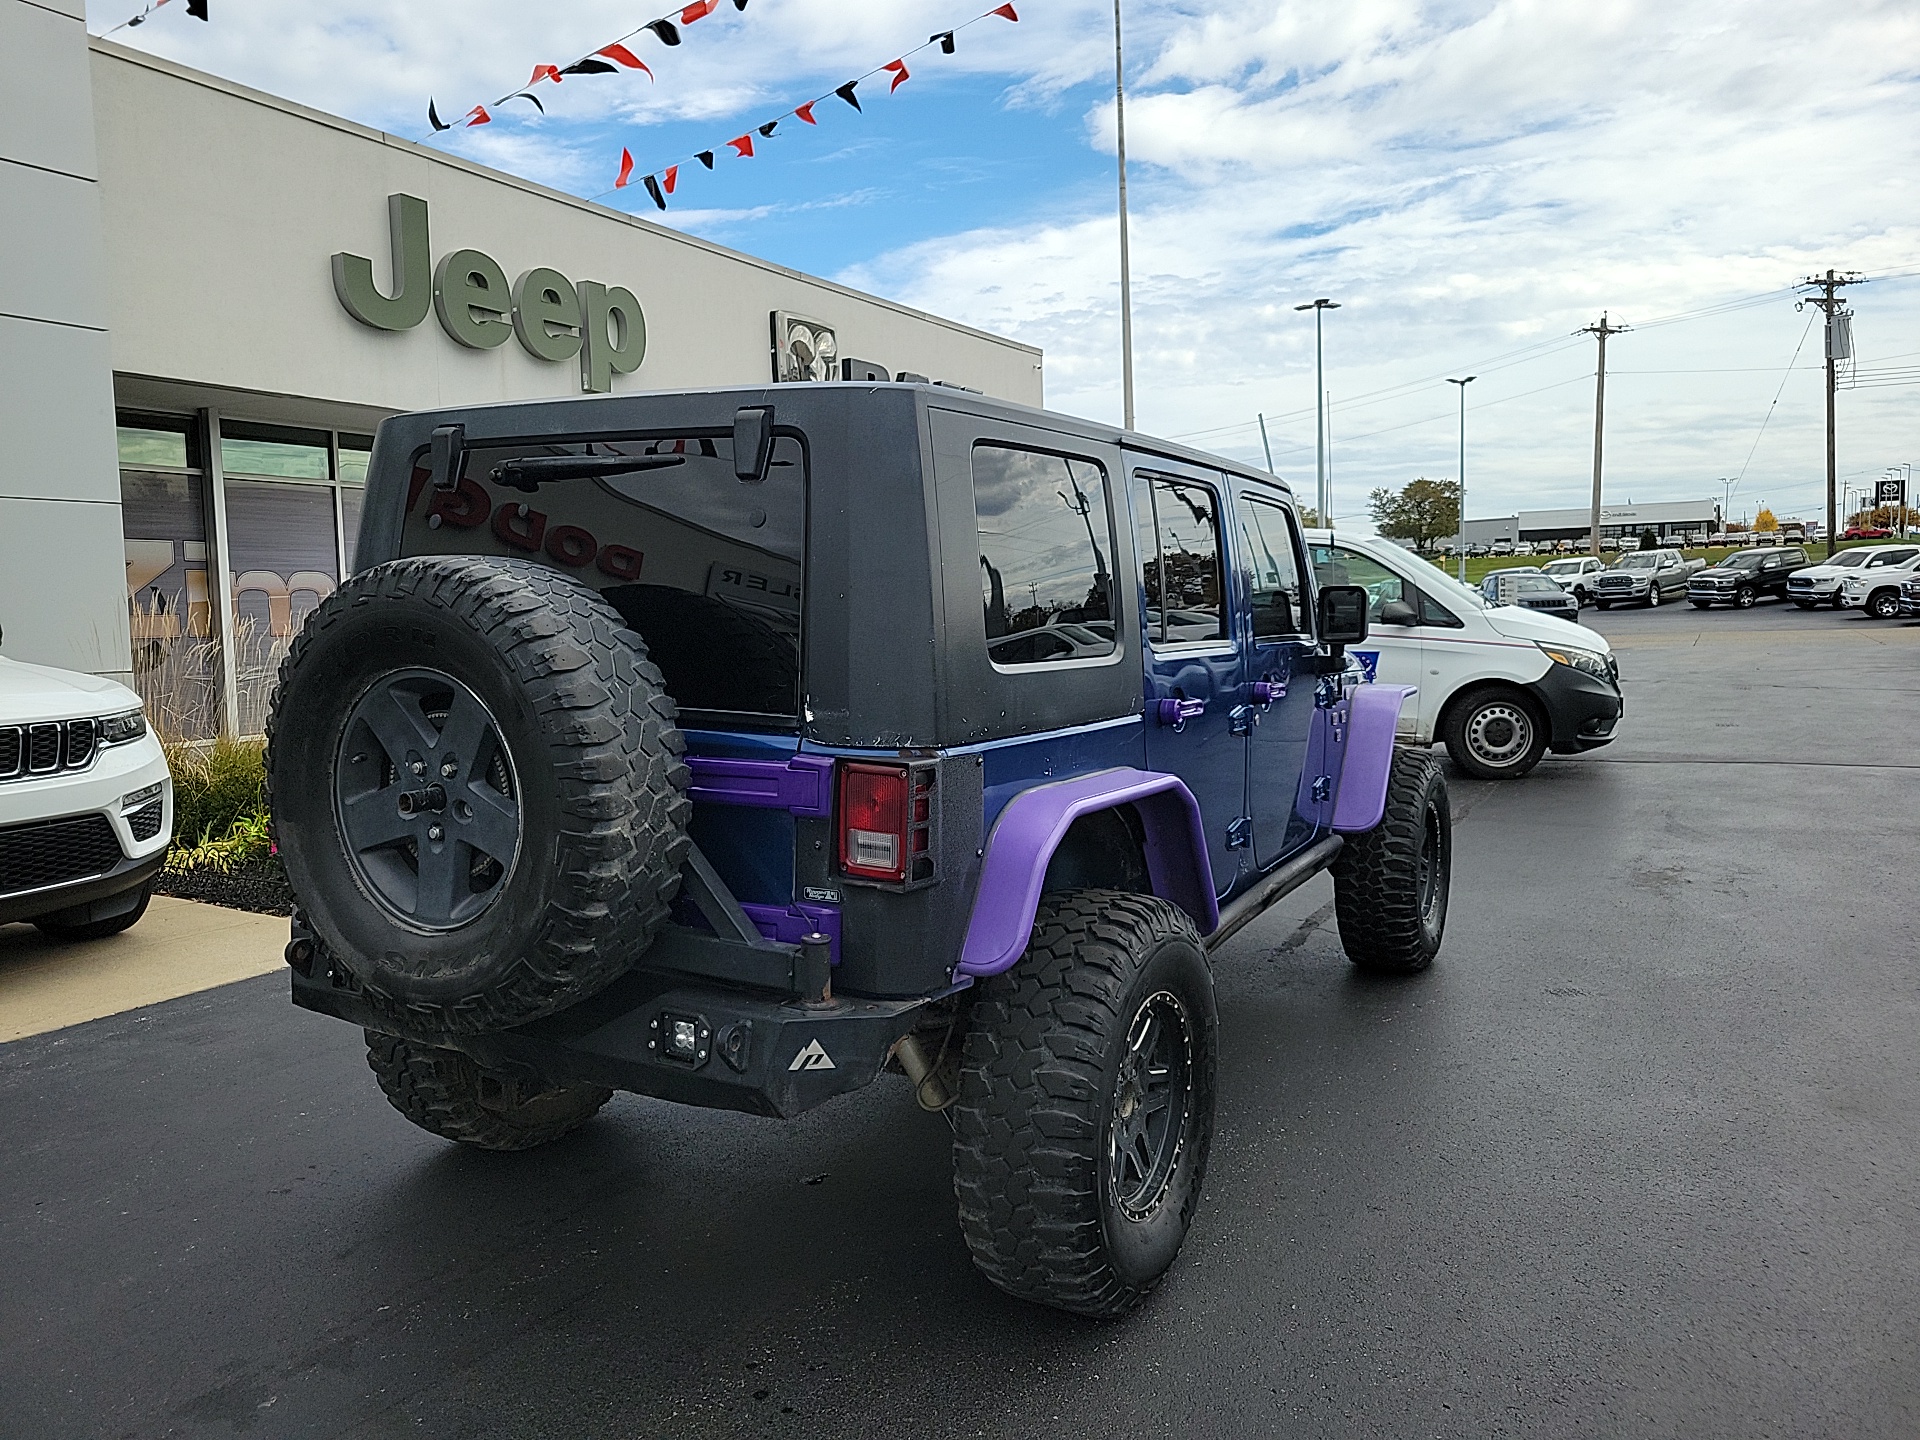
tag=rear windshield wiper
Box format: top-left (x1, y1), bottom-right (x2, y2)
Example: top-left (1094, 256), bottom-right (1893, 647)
top-left (489, 455), bottom-right (686, 492)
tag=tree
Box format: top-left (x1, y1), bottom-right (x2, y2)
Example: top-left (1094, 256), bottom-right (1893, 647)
top-left (1754, 505), bottom-right (1779, 533)
top-left (1367, 477), bottom-right (1461, 550)
top-left (1637, 529), bottom-right (1659, 550)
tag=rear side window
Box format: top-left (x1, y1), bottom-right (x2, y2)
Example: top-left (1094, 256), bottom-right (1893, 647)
top-left (1232, 494), bottom-right (1306, 638)
top-left (1134, 475), bottom-right (1227, 645)
top-left (972, 444), bottom-right (1117, 668)
top-left (401, 432), bottom-right (805, 725)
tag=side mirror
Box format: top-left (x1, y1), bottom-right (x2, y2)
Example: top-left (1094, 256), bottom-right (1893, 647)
top-left (733, 405), bottom-right (774, 483)
top-left (428, 423), bottom-right (464, 492)
top-left (1317, 584), bottom-right (1371, 645)
top-left (1377, 598), bottom-right (1418, 627)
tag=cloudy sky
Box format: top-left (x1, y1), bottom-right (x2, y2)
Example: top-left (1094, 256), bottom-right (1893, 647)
top-left (92, 0), bottom-right (1920, 529)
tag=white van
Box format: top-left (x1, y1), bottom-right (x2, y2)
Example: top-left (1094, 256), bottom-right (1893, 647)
top-left (1305, 531), bottom-right (1624, 779)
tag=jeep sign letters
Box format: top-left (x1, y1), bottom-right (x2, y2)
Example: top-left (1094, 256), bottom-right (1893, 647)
top-left (331, 194), bottom-right (645, 394)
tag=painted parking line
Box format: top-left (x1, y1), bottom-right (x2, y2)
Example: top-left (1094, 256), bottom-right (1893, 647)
top-left (0, 897), bottom-right (286, 1043)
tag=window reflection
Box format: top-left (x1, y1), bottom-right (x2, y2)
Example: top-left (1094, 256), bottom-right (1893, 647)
top-left (972, 445), bottom-right (1116, 668)
top-left (1135, 476), bottom-right (1225, 645)
top-left (1233, 494), bottom-right (1305, 638)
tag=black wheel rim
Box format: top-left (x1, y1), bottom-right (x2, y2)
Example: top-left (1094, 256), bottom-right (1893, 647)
top-left (1416, 798), bottom-right (1448, 931)
top-left (332, 667), bottom-right (521, 932)
top-left (1107, 991), bottom-right (1193, 1221)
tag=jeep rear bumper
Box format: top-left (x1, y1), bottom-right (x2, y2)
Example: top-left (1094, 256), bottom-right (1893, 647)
top-left (291, 956), bottom-right (935, 1120)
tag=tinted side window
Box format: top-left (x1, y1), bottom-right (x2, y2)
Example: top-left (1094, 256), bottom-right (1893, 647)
top-left (1232, 493), bottom-right (1305, 638)
top-left (972, 444), bottom-right (1117, 668)
top-left (1313, 544), bottom-right (1406, 618)
top-left (1134, 475), bottom-right (1227, 645)
top-left (1417, 590), bottom-right (1462, 627)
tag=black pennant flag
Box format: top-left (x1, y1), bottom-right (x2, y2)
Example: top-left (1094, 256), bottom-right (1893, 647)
top-left (646, 18), bottom-right (681, 45)
top-left (427, 97), bottom-right (450, 131)
top-left (562, 58), bottom-right (619, 74)
top-left (836, 80), bottom-right (861, 111)
top-left (696, 150), bottom-right (715, 168)
top-left (732, 0), bottom-right (749, 9)
top-left (186, 0), bottom-right (208, 17)
top-left (642, 174), bottom-right (667, 210)
top-left (757, 120), bottom-right (778, 138)
top-left (932, 30), bottom-right (955, 53)
top-left (508, 90), bottom-right (545, 113)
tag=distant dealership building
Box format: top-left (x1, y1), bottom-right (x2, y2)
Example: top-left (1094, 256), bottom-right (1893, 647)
top-left (1453, 500), bottom-right (1721, 549)
top-left (2, 12), bottom-right (1041, 736)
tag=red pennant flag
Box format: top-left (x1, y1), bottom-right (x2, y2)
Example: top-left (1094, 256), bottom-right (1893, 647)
top-left (529, 64), bottom-right (562, 85)
top-left (663, 165), bottom-right (679, 194)
top-left (597, 43), bottom-right (653, 78)
top-left (680, 0), bottom-right (719, 20)
top-left (795, 101), bottom-right (817, 125)
top-left (727, 133), bottom-right (754, 158)
top-left (991, 3), bottom-right (1018, 19)
top-left (884, 59), bottom-right (910, 92)
top-left (464, 105), bottom-right (491, 126)
top-left (615, 148), bottom-right (635, 188)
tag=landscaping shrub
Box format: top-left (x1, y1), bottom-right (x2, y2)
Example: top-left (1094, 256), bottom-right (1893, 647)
top-left (157, 735), bottom-right (290, 913)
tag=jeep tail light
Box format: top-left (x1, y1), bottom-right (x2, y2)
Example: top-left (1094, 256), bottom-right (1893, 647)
top-left (838, 760), bottom-right (938, 886)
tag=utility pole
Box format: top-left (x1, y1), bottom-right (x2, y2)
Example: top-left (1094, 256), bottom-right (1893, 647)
top-left (1296, 298), bottom-right (1340, 521)
top-left (1448, 376), bottom-right (1475, 582)
top-left (1112, 0), bottom-right (1135, 432)
top-left (1797, 269), bottom-right (1863, 557)
top-left (1577, 312), bottom-right (1628, 557)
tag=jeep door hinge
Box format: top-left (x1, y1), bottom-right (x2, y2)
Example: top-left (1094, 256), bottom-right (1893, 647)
top-left (1311, 776), bottom-right (1333, 803)
top-left (1226, 816), bottom-right (1252, 849)
top-left (1229, 704), bottom-right (1258, 735)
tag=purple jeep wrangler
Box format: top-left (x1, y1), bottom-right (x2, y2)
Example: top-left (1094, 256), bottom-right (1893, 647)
top-left (268, 385), bottom-right (1451, 1316)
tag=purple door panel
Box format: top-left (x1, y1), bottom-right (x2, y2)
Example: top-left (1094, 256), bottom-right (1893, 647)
top-left (1330, 685), bottom-right (1416, 834)
top-left (956, 768), bottom-right (1218, 979)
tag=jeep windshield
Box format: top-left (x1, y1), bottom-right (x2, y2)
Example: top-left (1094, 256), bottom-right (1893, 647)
top-left (400, 432), bottom-right (806, 728)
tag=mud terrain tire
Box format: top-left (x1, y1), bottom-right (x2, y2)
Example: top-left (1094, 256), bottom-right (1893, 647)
top-left (267, 555), bottom-right (690, 1035)
top-left (1332, 747), bottom-right (1451, 974)
top-left (953, 890), bottom-right (1217, 1318)
top-left (365, 1032), bottom-right (612, 1149)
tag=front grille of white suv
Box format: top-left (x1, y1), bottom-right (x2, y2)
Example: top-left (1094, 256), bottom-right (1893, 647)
top-left (0, 720), bottom-right (98, 781)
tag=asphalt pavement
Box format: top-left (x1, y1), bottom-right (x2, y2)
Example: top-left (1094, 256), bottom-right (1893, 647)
top-left (3, 599), bottom-right (1916, 1439)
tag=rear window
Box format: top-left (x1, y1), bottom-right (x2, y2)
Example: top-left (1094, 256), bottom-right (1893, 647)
top-left (401, 431), bottom-right (805, 726)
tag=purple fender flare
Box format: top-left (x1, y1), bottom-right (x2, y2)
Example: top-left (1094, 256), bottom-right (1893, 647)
top-left (955, 768), bottom-right (1219, 979)
top-left (1330, 684), bottom-right (1417, 834)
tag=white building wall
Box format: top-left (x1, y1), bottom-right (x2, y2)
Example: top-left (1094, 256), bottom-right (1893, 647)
top-left (0, 0), bottom-right (131, 681)
top-left (89, 42), bottom-right (1043, 415)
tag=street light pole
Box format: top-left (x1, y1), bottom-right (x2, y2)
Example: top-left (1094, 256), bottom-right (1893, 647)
top-left (1296, 298), bottom-right (1340, 521)
top-left (1448, 376), bottom-right (1476, 582)
top-left (1112, 0), bottom-right (1135, 433)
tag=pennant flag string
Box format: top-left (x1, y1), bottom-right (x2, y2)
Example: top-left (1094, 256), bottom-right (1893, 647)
top-left (101, 0), bottom-right (209, 38)
top-left (424, 0), bottom-right (752, 140)
top-left (597, 2), bottom-right (1020, 213)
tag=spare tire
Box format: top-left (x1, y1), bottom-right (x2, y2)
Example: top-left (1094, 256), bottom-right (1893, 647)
top-left (266, 555), bottom-right (691, 1035)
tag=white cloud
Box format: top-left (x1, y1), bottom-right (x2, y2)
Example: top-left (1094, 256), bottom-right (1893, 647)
top-left (846, 0), bottom-right (1920, 525)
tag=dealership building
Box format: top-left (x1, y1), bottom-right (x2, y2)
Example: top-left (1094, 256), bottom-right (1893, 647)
top-left (3, 6), bottom-right (1042, 736)
top-left (1454, 500), bottom-right (1723, 550)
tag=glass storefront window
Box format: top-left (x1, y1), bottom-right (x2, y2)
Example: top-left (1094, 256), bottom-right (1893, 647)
top-left (221, 421), bottom-right (329, 481)
top-left (117, 417), bottom-right (193, 470)
top-left (121, 470), bottom-right (220, 739)
top-left (338, 435), bottom-right (374, 487)
top-left (339, 486), bottom-right (366, 572)
top-left (225, 479), bottom-right (340, 735)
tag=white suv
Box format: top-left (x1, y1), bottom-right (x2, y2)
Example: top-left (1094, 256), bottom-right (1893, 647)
top-left (1, 645), bottom-right (172, 939)
top-left (1788, 544), bottom-right (1917, 608)
top-left (1838, 548), bottom-right (1920, 618)
top-left (1540, 555), bottom-right (1606, 606)
top-left (1306, 531), bottom-right (1624, 780)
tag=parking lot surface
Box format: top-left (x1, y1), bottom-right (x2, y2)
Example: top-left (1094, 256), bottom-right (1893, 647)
top-left (2, 602), bottom-right (1915, 1439)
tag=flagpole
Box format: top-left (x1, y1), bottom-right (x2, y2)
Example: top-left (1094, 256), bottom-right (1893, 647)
top-left (1113, 0), bottom-right (1136, 432)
